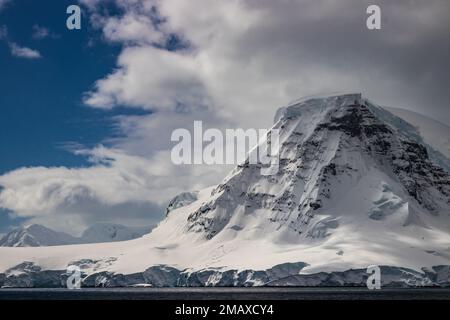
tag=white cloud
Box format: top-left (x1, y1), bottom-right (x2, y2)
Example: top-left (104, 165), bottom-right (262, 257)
top-left (0, 0), bottom-right (10, 11)
top-left (0, 26), bottom-right (42, 59)
top-left (9, 42), bottom-right (41, 59)
top-left (102, 14), bottom-right (166, 45)
top-left (0, 145), bottom-right (227, 233)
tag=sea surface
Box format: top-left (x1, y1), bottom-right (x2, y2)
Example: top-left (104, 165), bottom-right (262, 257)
top-left (0, 287), bottom-right (449, 300)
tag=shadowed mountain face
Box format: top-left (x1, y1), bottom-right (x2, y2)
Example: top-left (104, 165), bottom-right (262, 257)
top-left (0, 224), bottom-right (78, 247)
top-left (386, 107), bottom-right (450, 158)
top-left (80, 223), bottom-right (155, 244)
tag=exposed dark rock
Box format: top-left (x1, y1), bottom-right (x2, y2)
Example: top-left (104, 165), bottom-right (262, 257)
top-left (1, 261), bottom-right (449, 288)
top-left (3, 262), bottom-right (64, 288)
top-left (309, 201), bottom-right (322, 210)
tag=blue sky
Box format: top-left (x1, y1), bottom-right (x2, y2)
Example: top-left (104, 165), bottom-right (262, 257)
top-left (0, 0), bottom-right (146, 232)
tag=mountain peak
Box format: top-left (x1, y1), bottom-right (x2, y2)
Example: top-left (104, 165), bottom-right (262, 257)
top-left (186, 95), bottom-right (450, 240)
top-left (0, 223), bottom-right (155, 247)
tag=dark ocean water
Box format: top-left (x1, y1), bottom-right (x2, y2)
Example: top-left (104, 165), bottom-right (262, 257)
top-left (0, 287), bottom-right (449, 300)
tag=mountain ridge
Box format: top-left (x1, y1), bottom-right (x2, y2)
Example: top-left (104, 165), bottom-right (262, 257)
top-left (0, 223), bottom-right (155, 247)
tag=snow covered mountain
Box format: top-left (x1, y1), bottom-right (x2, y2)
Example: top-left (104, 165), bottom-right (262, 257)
top-left (0, 223), bottom-right (155, 247)
top-left (0, 224), bottom-right (78, 247)
top-left (0, 93), bottom-right (449, 287)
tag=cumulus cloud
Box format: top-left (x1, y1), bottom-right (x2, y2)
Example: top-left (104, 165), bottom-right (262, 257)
top-left (84, 46), bottom-right (209, 111)
top-left (0, 26), bottom-right (42, 59)
top-left (83, 0), bottom-right (450, 126)
top-left (102, 13), bottom-right (166, 45)
top-left (9, 42), bottom-right (41, 59)
top-left (0, 146), bottom-right (227, 233)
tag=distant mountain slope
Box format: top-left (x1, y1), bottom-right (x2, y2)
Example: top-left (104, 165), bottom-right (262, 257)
top-left (0, 224), bottom-right (78, 247)
top-left (0, 223), bottom-right (155, 247)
